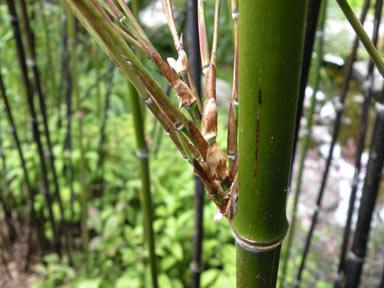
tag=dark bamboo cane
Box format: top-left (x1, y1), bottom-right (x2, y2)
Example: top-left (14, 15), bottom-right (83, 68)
top-left (380, 267), bottom-right (384, 288)
top-left (290, 0), bottom-right (323, 183)
top-left (1, 66), bottom-right (48, 270)
top-left (17, 0), bottom-right (72, 259)
top-left (280, 1), bottom-right (327, 286)
top-left (334, 0), bottom-right (379, 286)
top-left (344, 99), bottom-right (384, 288)
top-left (5, 0), bottom-right (60, 255)
top-left (186, 0), bottom-right (204, 286)
top-left (295, 0), bottom-right (377, 285)
top-left (0, 127), bottom-right (17, 244)
top-left (96, 63), bottom-right (115, 193)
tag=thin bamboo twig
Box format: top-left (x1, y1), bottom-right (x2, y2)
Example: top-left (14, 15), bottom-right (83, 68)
top-left (296, 0), bottom-right (381, 284)
top-left (227, 0), bottom-right (238, 163)
top-left (280, 1), bottom-right (327, 286)
top-left (5, 0), bottom-right (60, 255)
top-left (202, 0), bottom-right (221, 144)
top-left (197, 0), bottom-right (210, 71)
top-left (336, 0), bottom-right (384, 75)
top-left (344, 99), bottom-right (384, 287)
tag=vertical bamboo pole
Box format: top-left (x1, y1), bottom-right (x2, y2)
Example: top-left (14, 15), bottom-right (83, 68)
top-left (231, 1), bottom-right (307, 286)
top-left (66, 6), bottom-right (89, 265)
top-left (344, 100), bottom-right (384, 288)
top-left (187, 0), bottom-right (204, 287)
top-left (290, 0), bottom-right (323, 179)
top-left (280, 1), bottom-right (327, 286)
top-left (127, 2), bottom-right (158, 287)
top-left (334, 1), bottom-right (375, 286)
top-left (5, 0), bottom-right (60, 255)
top-left (126, 82), bottom-right (158, 288)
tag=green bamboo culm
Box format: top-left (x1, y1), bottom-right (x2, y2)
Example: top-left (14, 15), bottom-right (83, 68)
top-left (280, 1), bottom-right (327, 286)
top-left (231, 1), bottom-right (307, 287)
top-left (127, 2), bottom-right (158, 287)
top-left (127, 83), bottom-right (158, 288)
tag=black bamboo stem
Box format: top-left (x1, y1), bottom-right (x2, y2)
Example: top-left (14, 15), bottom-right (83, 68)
top-left (334, 0), bottom-right (378, 286)
top-left (186, 0), bottom-right (204, 286)
top-left (5, 0), bottom-right (60, 255)
top-left (290, 0), bottom-right (322, 184)
top-left (344, 99), bottom-right (384, 287)
top-left (295, 0), bottom-right (378, 284)
top-left (0, 127), bottom-right (17, 244)
top-left (0, 68), bottom-right (44, 269)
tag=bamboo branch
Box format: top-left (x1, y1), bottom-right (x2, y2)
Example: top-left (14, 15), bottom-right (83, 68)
top-left (336, 0), bottom-right (384, 75)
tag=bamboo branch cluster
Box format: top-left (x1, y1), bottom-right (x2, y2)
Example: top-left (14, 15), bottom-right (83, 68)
top-left (64, 0), bottom-right (239, 220)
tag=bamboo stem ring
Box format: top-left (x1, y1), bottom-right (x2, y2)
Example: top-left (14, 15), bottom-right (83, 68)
top-left (231, 226), bottom-right (286, 253)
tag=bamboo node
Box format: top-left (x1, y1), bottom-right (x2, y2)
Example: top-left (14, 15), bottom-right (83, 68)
top-left (136, 150), bottom-right (149, 159)
top-left (234, 100), bottom-right (239, 107)
top-left (334, 97), bottom-right (344, 112)
top-left (176, 123), bottom-right (184, 130)
top-left (348, 251), bottom-right (364, 263)
top-left (231, 226), bottom-right (286, 252)
top-left (144, 97), bottom-right (153, 105)
top-left (316, 30), bottom-right (324, 37)
top-left (189, 261), bottom-right (202, 273)
top-left (375, 102), bottom-right (384, 113)
top-left (232, 12), bottom-right (239, 20)
top-left (26, 59), bottom-right (36, 67)
top-left (119, 15), bottom-right (126, 23)
top-left (362, 75), bottom-right (373, 94)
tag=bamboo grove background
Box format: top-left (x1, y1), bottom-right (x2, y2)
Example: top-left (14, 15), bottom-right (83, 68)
top-left (0, 0), bottom-right (383, 287)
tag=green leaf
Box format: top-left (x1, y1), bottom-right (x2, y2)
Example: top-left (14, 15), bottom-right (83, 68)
top-left (201, 269), bottom-right (220, 288)
top-left (103, 214), bottom-right (121, 238)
